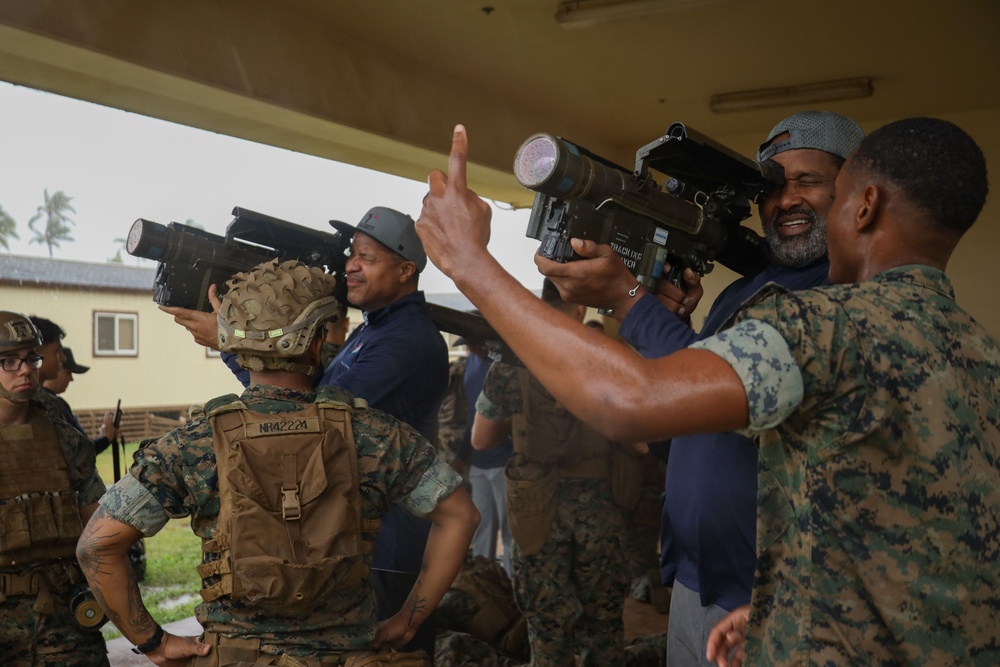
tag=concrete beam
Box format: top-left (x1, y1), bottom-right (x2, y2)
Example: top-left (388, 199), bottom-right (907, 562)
top-left (0, 1), bottom-right (616, 208)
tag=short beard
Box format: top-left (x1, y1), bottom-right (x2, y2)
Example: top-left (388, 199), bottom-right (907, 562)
top-left (765, 206), bottom-right (829, 268)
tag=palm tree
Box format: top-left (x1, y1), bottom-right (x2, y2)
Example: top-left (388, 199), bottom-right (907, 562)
top-left (0, 206), bottom-right (18, 251)
top-left (28, 189), bottom-right (76, 257)
top-left (110, 236), bottom-right (126, 263)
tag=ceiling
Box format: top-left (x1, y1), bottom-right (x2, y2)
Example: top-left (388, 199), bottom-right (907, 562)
top-left (1, 0), bottom-right (998, 208)
top-left (297, 0), bottom-right (1000, 147)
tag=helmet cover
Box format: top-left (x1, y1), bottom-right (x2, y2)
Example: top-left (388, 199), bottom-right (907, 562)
top-left (217, 259), bottom-right (341, 373)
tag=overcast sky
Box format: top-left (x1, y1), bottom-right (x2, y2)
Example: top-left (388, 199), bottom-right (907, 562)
top-left (0, 81), bottom-right (542, 294)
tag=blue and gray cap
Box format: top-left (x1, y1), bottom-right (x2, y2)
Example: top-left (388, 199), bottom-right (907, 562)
top-left (757, 110), bottom-right (863, 162)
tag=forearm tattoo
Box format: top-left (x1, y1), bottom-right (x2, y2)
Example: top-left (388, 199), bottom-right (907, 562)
top-left (78, 506), bottom-right (157, 639)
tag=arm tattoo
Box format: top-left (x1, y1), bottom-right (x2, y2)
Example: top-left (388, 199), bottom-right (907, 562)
top-left (406, 592), bottom-right (428, 627)
top-left (77, 505), bottom-right (157, 638)
top-left (77, 506), bottom-right (118, 580)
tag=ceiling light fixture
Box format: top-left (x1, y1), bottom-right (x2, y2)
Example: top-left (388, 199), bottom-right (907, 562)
top-left (556, 0), bottom-right (737, 29)
top-left (709, 77), bottom-right (874, 113)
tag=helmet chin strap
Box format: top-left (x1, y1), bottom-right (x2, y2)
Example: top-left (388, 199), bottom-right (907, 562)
top-left (0, 383), bottom-right (38, 404)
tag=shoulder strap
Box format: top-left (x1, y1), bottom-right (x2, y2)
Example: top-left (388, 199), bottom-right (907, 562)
top-left (315, 385), bottom-right (368, 411)
top-left (204, 394), bottom-right (245, 417)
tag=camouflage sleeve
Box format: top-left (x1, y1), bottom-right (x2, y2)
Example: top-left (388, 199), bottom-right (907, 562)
top-left (127, 423), bottom-right (214, 520)
top-left (475, 362), bottom-right (519, 421)
top-left (76, 467), bottom-right (108, 508)
top-left (691, 319), bottom-right (804, 433)
top-left (99, 473), bottom-right (170, 537)
top-left (401, 454), bottom-right (464, 518)
top-left (354, 409), bottom-right (463, 517)
top-left (722, 285), bottom-right (865, 448)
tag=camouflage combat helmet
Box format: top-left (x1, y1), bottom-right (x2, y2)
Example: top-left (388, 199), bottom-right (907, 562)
top-left (217, 259), bottom-right (341, 375)
top-left (0, 311), bottom-right (43, 352)
top-left (0, 311), bottom-right (43, 403)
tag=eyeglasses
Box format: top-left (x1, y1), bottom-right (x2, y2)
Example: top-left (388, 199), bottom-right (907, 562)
top-left (0, 354), bottom-right (44, 372)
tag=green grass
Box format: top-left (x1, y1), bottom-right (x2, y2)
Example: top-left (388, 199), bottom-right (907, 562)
top-left (95, 444), bottom-right (204, 640)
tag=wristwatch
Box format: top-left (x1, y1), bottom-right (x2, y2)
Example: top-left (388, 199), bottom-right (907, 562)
top-left (131, 624), bottom-right (164, 655)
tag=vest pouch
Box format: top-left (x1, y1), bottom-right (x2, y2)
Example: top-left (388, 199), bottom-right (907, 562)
top-left (609, 446), bottom-right (643, 510)
top-left (233, 553), bottom-right (368, 612)
top-left (24, 493), bottom-right (59, 546)
top-left (228, 442), bottom-right (333, 560)
top-left (504, 456), bottom-right (558, 557)
top-left (51, 491), bottom-right (84, 542)
top-left (40, 559), bottom-right (84, 595)
top-left (229, 436), bottom-right (364, 614)
top-left (0, 498), bottom-right (31, 553)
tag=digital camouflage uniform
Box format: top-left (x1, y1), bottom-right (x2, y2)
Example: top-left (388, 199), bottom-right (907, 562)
top-left (477, 363), bottom-right (630, 667)
top-left (0, 400), bottom-right (109, 667)
top-left (436, 356), bottom-right (468, 459)
top-left (98, 383), bottom-right (462, 659)
top-left (692, 265), bottom-right (1000, 665)
top-left (434, 555), bottom-right (666, 667)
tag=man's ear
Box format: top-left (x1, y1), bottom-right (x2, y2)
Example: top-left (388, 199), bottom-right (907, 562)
top-left (307, 334), bottom-right (325, 364)
top-left (398, 261), bottom-right (417, 283)
top-left (856, 184), bottom-right (881, 233)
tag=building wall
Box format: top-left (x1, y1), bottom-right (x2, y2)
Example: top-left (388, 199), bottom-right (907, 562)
top-left (2, 280), bottom-right (464, 413)
top-left (3, 283), bottom-right (247, 411)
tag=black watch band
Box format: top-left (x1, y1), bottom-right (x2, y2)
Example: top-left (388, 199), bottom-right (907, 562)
top-left (131, 624), bottom-right (164, 655)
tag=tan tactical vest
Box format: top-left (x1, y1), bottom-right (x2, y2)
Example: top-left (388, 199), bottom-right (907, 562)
top-left (197, 395), bottom-right (380, 616)
top-left (511, 367), bottom-right (610, 478)
top-left (504, 369), bottom-right (615, 556)
top-left (505, 370), bottom-right (641, 555)
top-left (0, 414), bottom-right (83, 568)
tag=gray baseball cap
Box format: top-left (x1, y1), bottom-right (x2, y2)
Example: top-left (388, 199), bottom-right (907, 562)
top-left (757, 111), bottom-right (863, 162)
top-left (344, 206), bottom-right (427, 273)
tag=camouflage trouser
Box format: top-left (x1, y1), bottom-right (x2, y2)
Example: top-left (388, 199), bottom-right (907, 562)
top-left (0, 594), bottom-right (109, 667)
top-left (434, 631), bottom-right (523, 667)
top-left (190, 633), bottom-right (430, 667)
top-left (511, 479), bottom-right (629, 667)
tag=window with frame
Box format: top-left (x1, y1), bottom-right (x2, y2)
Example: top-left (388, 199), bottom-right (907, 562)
top-left (94, 312), bottom-right (138, 356)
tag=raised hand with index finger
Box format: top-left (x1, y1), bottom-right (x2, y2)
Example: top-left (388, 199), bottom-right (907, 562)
top-left (416, 124), bottom-right (494, 282)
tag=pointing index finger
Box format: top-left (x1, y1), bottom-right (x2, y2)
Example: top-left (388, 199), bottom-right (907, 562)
top-left (448, 124), bottom-right (468, 190)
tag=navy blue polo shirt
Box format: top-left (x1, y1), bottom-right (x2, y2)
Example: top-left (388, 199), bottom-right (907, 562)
top-left (619, 255), bottom-right (829, 611)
